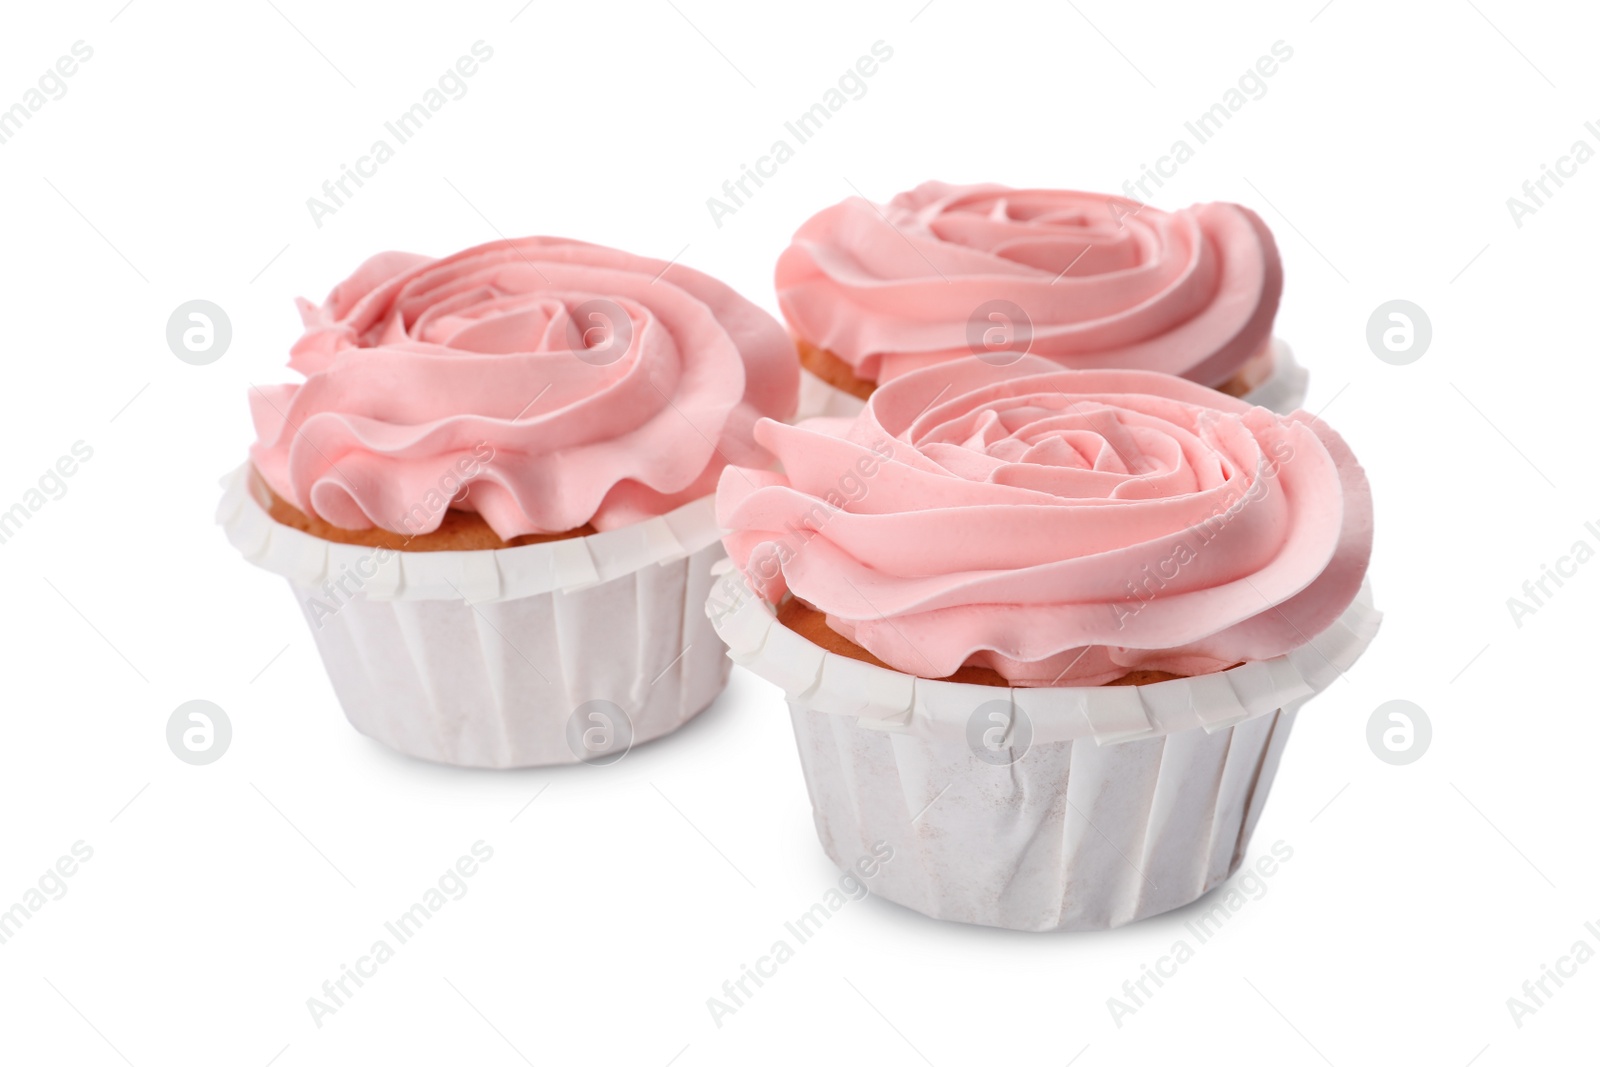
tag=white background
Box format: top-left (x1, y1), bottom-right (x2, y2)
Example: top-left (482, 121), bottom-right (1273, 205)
top-left (0, 1), bottom-right (1595, 1063)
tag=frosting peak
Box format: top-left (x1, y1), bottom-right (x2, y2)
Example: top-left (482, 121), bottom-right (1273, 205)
top-left (251, 237), bottom-right (797, 539)
top-left (717, 357), bottom-right (1371, 686)
top-left (776, 181), bottom-right (1283, 387)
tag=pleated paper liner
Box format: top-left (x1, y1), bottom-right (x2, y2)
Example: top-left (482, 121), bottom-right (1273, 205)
top-left (219, 465), bottom-right (731, 768)
top-left (707, 566), bottom-right (1379, 931)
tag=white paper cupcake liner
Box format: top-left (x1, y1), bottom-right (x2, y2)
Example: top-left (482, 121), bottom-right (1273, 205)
top-left (1240, 338), bottom-right (1309, 414)
top-left (794, 337), bottom-right (1309, 420)
top-left (219, 465), bottom-right (731, 768)
top-left (795, 360), bottom-right (873, 420)
top-left (707, 568), bottom-right (1379, 931)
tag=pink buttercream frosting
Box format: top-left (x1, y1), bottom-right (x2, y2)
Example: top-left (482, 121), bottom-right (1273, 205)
top-left (717, 356), bottom-right (1371, 686)
top-left (776, 181), bottom-right (1283, 388)
top-left (250, 237), bottom-right (798, 538)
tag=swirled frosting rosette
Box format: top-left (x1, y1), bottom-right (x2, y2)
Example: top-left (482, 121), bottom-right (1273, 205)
top-left (776, 181), bottom-right (1285, 392)
top-left (226, 236), bottom-right (799, 769)
top-left (250, 236), bottom-right (798, 539)
top-left (717, 356), bottom-right (1370, 686)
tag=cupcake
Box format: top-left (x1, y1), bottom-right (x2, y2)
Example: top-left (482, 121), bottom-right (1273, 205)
top-left (708, 356), bottom-right (1376, 931)
top-left (777, 181), bottom-right (1306, 418)
top-left (220, 236), bottom-right (797, 768)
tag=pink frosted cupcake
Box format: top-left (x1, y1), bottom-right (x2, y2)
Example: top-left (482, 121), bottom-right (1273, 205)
top-left (778, 181), bottom-right (1306, 418)
top-left (221, 236), bottom-right (797, 767)
top-left (708, 356), bottom-right (1376, 930)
